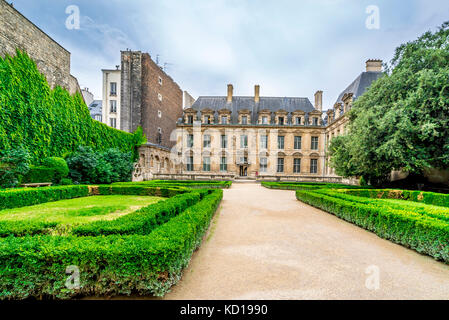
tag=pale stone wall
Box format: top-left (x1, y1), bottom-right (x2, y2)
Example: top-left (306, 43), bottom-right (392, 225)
top-left (0, 0), bottom-right (79, 94)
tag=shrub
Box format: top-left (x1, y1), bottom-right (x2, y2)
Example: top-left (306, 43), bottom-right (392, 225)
top-left (0, 147), bottom-right (30, 188)
top-left (66, 146), bottom-right (134, 184)
top-left (0, 185), bottom-right (89, 211)
top-left (60, 178), bottom-right (73, 185)
top-left (41, 157), bottom-right (69, 183)
top-left (0, 189), bottom-right (223, 299)
top-left (261, 181), bottom-right (367, 190)
top-left (22, 165), bottom-right (56, 184)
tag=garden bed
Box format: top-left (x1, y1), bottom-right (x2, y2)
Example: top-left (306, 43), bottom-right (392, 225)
top-left (0, 184), bottom-right (223, 299)
top-left (295, 187), bottom-right (449, 263)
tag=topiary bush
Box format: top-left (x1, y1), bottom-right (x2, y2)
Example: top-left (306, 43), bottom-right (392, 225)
top-left (22, 165), bottom-right (56, 184)
top-left (41, 157), bottom-right (69, 183)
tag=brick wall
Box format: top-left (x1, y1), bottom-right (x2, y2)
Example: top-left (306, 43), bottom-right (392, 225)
top-left (141, 53), bottom-right (182, 148)
top-left (0, 0), bottom-right (79, 94)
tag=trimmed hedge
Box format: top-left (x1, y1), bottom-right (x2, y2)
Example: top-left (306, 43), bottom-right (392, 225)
top-left (113, 180), bottom-right (233, 189)
top-left (0, 189), bottom-right (223, 299)
top-left (97, 185), bottom-right (188, 198)
top-left (261, 181), bottom-right (367, 190)
top-left (22, 165), bottom-right (56, 184)
top-left (0, 185), bottom-right (89, 211)
top-left (339, 189), bottom-right (449, 208)
top-left (73, 191), bottom-right (205, 236)
top-left (296, 189), bottom-right (449, 263)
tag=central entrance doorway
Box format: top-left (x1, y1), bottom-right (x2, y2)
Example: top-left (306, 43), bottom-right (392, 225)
top-left (239, 165), bottom-right (248, 177)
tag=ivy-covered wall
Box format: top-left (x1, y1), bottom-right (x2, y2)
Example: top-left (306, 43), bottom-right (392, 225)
top-left (0, 50), bottom-right (142, 162)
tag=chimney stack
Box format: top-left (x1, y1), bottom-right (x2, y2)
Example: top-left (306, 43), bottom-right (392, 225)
top-left (366, 59), bottom-right (383, 72)
top-left (227, 84), bottom-right (233, 103)
top-left (254, 85), bottom-right (260, 103)
top-left (314, 90), bottom-right (323, 111)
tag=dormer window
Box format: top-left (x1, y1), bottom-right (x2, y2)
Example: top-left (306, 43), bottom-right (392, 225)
top-left (204, 115), bottom-right (211, 124)
top-left (296, 117), bottom-right (301, 125)
top-left (261, 116), bottom-right (268, 125)
top-left (312, 117), bottom-right (319, 126)
top-left (187, 115), bottom-right (194, 124)
top-left (221, 116), bottom-right (228, 125)
top-left (242, 116), bottom-right (248, 125)
top-left (278, 117), bottom-right (284, 125)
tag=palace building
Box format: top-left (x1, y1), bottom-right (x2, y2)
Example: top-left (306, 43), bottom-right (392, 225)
top-left (133, 59), bottom-right (384, 182)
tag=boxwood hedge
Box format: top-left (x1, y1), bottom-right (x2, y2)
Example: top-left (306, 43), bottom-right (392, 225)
top-left (296, 189), bottom-right (449, 263)
top-left (261, 181), bottom-right (367, 190)
top-left (0, 189), bottom-right (223, 299)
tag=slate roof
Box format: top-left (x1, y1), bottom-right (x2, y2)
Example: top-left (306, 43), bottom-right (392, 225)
top-left (188, 96), bottom-right (315, 124)
top-left (88, 100), bottom-right (102, 119)
top-left (335, 71), bottom-right (383, 104)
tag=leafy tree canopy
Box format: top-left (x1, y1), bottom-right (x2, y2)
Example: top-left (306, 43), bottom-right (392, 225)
top-left (329, 22), bottom-right (449, 185)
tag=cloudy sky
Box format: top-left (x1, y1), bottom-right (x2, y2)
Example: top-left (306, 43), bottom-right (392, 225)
top-left (11, 0), bottom-right (449, 108)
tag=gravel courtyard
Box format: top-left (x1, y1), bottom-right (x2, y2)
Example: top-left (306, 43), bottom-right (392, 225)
top-left (164, 183), bottom-right (449, 300)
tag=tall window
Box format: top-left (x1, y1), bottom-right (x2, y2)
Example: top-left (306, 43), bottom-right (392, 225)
top-left (294, 136), bottom-right (302, 150)
top-left (110, 100), bottom-right (117, 113)
top-left (310, 159), bottom-right (318, 174)
top-left (204, 115), bottom-right (211, 124)
top-left (203, 157), bottom-right (211, 171)
top-left (313, 117), bottom-right (319, 126)
top-left (221, 135), bottom-right (227, 149)
top-left (187, 115), bottom-right (194, 124)
top-left (110, 82), bottom-right (117, 95)
top-left (296, 117), bottom-right (301, 125)
top-left (278, 136), bottom-right (285, 149)
top-left (240, 135), bottom-right (248, 148)
top-left (260, 158), bottom-right (267, 173)
top-left (110, 118), bottom-right (116, 128)
top-left (187, 134), bottom-right (194, 148)
top-left (294, 158), bottom-right (301, 173)
top-left (278, 117), bottom-right (284, 125)
top-left (277, 158), bottom-right (284, 173)
top-left (220, 157), bottom-right (227, 172)
top-left (186, 156), bottom-right (194, 171)
top-left (311, 136), bottom-right (319, 150)
top-left (260, 135), bottom-right (268, 149)
top-left (221, 116), bottom-right (228, 124)
top-left (203, 135), bottom-right (211, 148)
top-left (241, 116), bottom-right (248, 125)
top-left (262, 116), bottom-right (268, 124)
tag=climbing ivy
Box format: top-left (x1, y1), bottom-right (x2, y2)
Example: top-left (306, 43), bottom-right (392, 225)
top-left (0, 50), bottom-right (144, 163)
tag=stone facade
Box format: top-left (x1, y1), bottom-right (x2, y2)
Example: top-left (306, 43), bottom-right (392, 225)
top-left (102, 68), bottom-right (121, 129)
top-left (0, 0), bottom-right (80, 94)
top-left (133, 143), bottom-right (181, 181)
top-left (119, 50), bottom-right (183, 148)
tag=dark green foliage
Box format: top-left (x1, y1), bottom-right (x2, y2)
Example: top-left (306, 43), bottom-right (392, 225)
top-left (296, 188), bottom-right (449, 263)
top-left (60, 178), bottom-right (73, 186)
top-left (113, 180), bottom-right (233, 189)
top-left (22, 165), bottom-right (56, 184)
top-left (261, 181), bottom-right (368, 190)
top-left (0, 185), bottom-right (89, 211)
top-left (0, 147), bottom-right (30, 188)
top-left (0, 189), bottom-right (223, 299)
top-left (41, 157), bottom-right (69, 183)
top-left (66, 146), bottom-right (134, 184)
top-left (0, 50), bottom-right (144, 164)
top-left (329, 22), bottom-right (449, 183)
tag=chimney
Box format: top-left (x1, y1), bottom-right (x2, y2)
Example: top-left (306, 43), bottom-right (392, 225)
top-left (254, 85), bottom-right (260, 103)
top-left (366, 59), bottom-right (383, 72)
top-left (314, 90), bottom-right (323, 111)
top-left (227, 84), bottom-right (233, 103)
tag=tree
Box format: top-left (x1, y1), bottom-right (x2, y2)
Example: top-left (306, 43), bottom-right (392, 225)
top-left (329, 22), bottom-right (449, 185)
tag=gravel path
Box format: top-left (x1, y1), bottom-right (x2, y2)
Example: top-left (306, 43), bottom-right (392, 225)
top-left (164, 183), bottom-right (449, 300)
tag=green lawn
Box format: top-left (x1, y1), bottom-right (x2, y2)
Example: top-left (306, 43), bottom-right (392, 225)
top-left (0, 195), bottom-right (164, 226)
